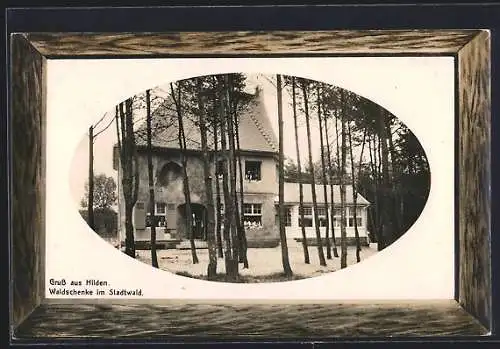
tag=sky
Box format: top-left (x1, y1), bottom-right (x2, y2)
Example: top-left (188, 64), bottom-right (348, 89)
top-left (70, 73), bottom-right (351, 206)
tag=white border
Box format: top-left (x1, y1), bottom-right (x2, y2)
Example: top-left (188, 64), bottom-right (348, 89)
top-left (46, 57), bottom-right (455, 300)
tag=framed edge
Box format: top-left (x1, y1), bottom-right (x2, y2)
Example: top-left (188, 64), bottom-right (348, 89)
top-left (8, 29), bottom-right (492, 339)
top-left (9, 33), bottom-right (47, 337)
top-left (457, 29), bottom-right (492, 332)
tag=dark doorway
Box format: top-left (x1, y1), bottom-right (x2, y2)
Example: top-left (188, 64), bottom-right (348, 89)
top-left (178, 203), bottom-right (207, 240)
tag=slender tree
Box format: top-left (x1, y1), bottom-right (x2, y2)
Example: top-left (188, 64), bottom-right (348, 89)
top-left (316, 84), bottom-right (332, 259)
top-left (145, 89), bottom-right (159, 268)
top-left (234, 106), bottom-right (249, 268)
top-left (300, 79), bottom-right (326, 267)
top-left (196, 78), bottom-right (217, 278)
top-left (213, 119), bottom-right (224, 258)
top-left (227, 76), bottom-right (249, 269)
top-left (218, 76), bottom-right (238, 281)
top-left (347, 120), bottom-right (366, 263)
top-left (378, 106), bottom-right (392, 250)
top-left (386, 116), bottom-right (402, 236)
top-left (86, 112), bottom-right (115, 232)
top-left (118, 98), bottom-right (139, 258)
top-left (114, 106), bottom-right (122, 247)
top-left (356, 127), bottom-right (369, 250)
top-left (170, 82), bottom-right (199, 264)
top-left (291, 77), bottom-right (310, 264)
top-left (277, 74), bottom-right (293, 276)
top-left (324, 106), bottom-right (340, 258)
top-left (224, 74), bottom-right (240, 279)
top-left (219, 103), bottom-right (233, 274)
top-left (88, 126), bottom-right (95, 230)
top-left (367, 134), bottom-right (381, 244)
top-left (339, 90), bottom-right (348, 269)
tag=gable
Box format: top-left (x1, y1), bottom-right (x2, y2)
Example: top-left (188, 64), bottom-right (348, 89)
top-left (135, 90), bottom-right (278, 154)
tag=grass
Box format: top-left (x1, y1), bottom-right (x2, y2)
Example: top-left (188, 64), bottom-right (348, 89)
top-left (175, 271), bottom-right (308, 283)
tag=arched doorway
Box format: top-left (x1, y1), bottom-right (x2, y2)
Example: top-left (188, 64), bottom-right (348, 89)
top-left (177, 203), bottom-right (207, 240)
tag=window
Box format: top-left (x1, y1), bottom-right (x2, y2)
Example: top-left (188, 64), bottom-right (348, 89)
top-left (298, 205), bottom-right (313, 227)
top-left (316, 206), bottom-right (328, 227)
top-left (348, 207), bottom-right (363, 227)
top-left (146, 202), bottom-right (167, 227)
top-left (245, 161), bottom-right (261, 181)
top-left (216, 160), bottom-right (225, 178)
top-left (275, 205), bottom-right (292, 227)
top-left (333, 208), bottom-right (347, 228)
top-left (299, 206), bottom-right (312, 216)
top-left (156, 202), bottom-right (166, 214)
top-left (243, 203), bottom-right (262, 227)
top-left (146, 215), bottom-right (166, 228)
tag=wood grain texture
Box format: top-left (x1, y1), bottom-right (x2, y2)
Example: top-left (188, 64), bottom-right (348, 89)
top-left (14, 302), bottom-right (488, 339)
top-left (24, 30), bottom-right (480, 56)
top-left (11, 34), bottom-right (46, 329)
top-left (458, 30), bottom-right (491, 329)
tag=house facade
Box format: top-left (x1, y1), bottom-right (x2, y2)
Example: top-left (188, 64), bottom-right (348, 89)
top-left (114, 88), bottom-right (371, 248)
top-left (278, 183), bottom-right (370, 245)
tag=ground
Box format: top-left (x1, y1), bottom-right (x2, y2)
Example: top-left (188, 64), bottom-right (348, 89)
top-left (135, 241), bottom-right (378, 282)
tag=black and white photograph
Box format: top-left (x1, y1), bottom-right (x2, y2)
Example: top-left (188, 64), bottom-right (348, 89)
top-left (9, 25), bottom-right (493, 341)
top-left (71, 72), bottom-right (431, 283)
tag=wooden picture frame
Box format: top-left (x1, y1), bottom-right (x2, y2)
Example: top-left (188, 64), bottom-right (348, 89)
top-left (9, 30), bottom-right (491, 341)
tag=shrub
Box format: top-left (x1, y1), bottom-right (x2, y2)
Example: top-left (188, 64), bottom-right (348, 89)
top-left (79, 208), bottom-right (117, 237)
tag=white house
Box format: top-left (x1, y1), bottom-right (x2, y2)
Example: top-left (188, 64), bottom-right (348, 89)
top-left (115, 86), bottom-right (371, 247)
top-left (277, 182), bottom-right (371, 245)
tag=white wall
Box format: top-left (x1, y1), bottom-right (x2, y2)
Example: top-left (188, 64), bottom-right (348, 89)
top-left (285, 205), bottom-right (368, 239)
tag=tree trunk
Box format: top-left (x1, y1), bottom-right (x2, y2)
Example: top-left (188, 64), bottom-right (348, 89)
top-left (220, 115), bottom-right (233, 276)
top-left (316, 84), bottom-right (332, 259)
top-left (378, 106), bottom-right (392, 250)
top-left (224, 74), bottom-right (241, 279)
top-left (386, 118), bottom-right (402, 235)
top-left (196, 78), bottom-right (217, 279)
top-left (227, 77), bottom-right (248, 268)
top-left (146, 89), bottom-right (158, 268)
top-left (368, 134), bottom-right (381, 246)
top-left (301, 80), bottom-right (326, 267)
top-left (339, 90), bottom-right (348, 269)
top-left (170, 82), bottom-right (198, 264)
top-left (219, 77), bottom-right (238, 281)
top-left (277, 75), bottom-right (293, 276)
top-left (291, 78), bottom-right (310, 264)
top-left (213, 120), bottom-right (224, 258)
top-left (234, 105), bottom-right (249, 268)
top-left (119, 99), bottom-right (137, 258)
top-left (348, 121), bottom-right (366, 263)
top-left (324, 111), bottom-right (339, 258)
top-left (334, 107), bottom-right (343, 259)
top-left (88, 126), bottom-right (95, 231)
top-left (224, 74), bottom-right (241, 272)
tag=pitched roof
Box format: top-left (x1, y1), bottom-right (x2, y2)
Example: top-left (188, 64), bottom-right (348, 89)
top-left (278, 182), bottom-right (370, 205)
top-left (136, 89), bottom-right (278, 153)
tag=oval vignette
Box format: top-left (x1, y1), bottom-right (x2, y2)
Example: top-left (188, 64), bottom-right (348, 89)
top-left (70, 72), bottom-right (431, 283)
